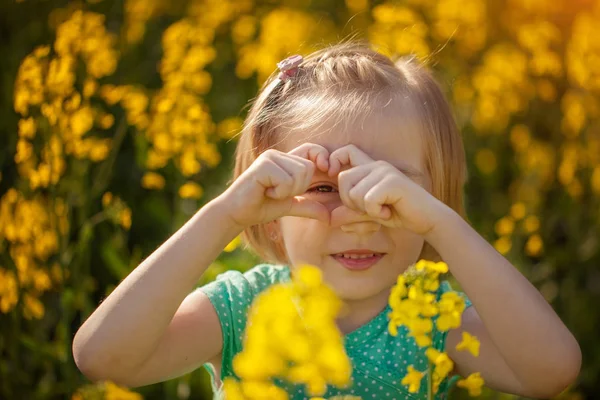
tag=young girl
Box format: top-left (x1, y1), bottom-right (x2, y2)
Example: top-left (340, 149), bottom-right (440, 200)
top-left (72, 42), bottom-right (581, 399)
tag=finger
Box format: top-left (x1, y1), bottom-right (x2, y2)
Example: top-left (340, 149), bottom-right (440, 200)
top-left (330, 204), bottom-right (395, 229)
top-left (329, 204), bottom-right (372, 228)
top-left (338, 165), bottom-right (371, 212)
top-left (347, 170), bottom-right (384, 216)
top-left (328, 144), bottom-right (374, 177)
top-left (363, 183), bottom-right (393, 220)
top-left (261, 160), bottom-right (295, 199)
top-left (288, 143), bottom-right (330, 173)
top-left (284, 196), bottom-right (330, 223)
top-left (272, 154), bottom-right (314, 197)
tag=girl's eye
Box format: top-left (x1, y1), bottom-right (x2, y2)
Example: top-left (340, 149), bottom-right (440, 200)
top-left (306, 185), bottom-right (338, 194)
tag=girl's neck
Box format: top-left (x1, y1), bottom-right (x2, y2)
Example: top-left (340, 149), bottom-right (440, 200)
top-left (336, 287), bottom-right (391, 335)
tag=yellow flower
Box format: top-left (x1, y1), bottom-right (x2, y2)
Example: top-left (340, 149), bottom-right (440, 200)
top-left (494, 217), bottom-right (515, 236)
top-left (523, 215), bottom-right (540, 233)
top-left (226, 264), bottom-right (350, 398)
top-left (456, 331), bottom-right (481, 357)
top-left (102, 192), bottom-right (113, 207)
top-left (222, 378), bottom-right (245, 399)
top-left (510, 202), bottom-right (527, 220)
top-left (99, 113), bottom-right (115, 129)
top-left (70, 107), bottom-right (94, 137)
top-left (457, 372), bottom-right (485, 396)
top-left (407, 317), bottom-right (433, 347)
top-left (120, 208), bottom-right (132, 230)
top-left (0, 268), bottom-right (18, 313)
top-left (224, 235), bottom-right (241, 252)
top-left (525, 234), bottom-right (544, 256)
top-left (425, 348), bottom-right (454, 379)
top-left (23, 293), bottom-right (44, 320)
top-left (436, 292), bottom-right (466, 331)
top-left (415, 260), bottom-right (448, 275)
top-left (141, 172), bottom-right (165, 190)
top-left (493, 236), bottom-right (512, 255)
top-left (18, 118), bottom-right (37, 139)
top-left (104, 381), bottom-right (143, 400)
top-left (178, 182), bottom-right (203, 199)
top-left (401, 365), bottom-right (424, 393)
top-left (241, 380), bottom-right (288, 400)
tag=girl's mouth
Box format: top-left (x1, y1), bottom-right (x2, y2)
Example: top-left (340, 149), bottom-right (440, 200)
top-left (330, 253), bottom-right (385, 271)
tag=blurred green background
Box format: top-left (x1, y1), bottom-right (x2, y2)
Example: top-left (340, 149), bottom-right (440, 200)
top-left (0, 0), bottom-right (598, 399)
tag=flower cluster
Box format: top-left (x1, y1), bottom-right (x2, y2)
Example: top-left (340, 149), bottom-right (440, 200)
top-left (234, 8), bottom-right (335, 82)
top-left (223, 265), bottom-right (352, 399)
top-left (0, 189), bottom-right (67, 318)
top-left (388, 260), bottom-right (484, 396)
top-left (13, 11), bottom-right (118, 190)
top-left (71, 380), bottom-right (142, 400)
top-left (368, 0), bottom-right (600, 265)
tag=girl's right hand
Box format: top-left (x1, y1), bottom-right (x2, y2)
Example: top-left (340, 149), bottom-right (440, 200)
top-left (219, 143), bottom-right (331, 229)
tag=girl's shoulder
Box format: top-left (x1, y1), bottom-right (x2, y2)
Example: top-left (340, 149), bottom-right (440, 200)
top-left (197, 263), bottom-right (291, 313)
top-left (208, 263), bottom-right (291, 293)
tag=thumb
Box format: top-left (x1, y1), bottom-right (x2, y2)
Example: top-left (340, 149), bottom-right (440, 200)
top-left (285, 196), bottom-right (330, 223)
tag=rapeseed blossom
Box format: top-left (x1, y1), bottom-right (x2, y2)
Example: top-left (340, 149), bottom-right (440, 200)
top-left (388, 260), bottom-right (484, 397)
top-left (223, 264), bottom-right (352, 399)
top-left (457, 373), bottom-right (485, 396)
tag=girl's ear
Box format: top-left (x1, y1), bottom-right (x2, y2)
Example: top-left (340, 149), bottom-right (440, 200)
top-left (265, 220), bottom-right (281, 242)
top-left (265, 219), bottom-right (291, 265)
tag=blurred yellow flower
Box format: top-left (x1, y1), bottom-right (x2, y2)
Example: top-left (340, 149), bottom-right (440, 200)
top-left (104, 381), bottom-right (143, 400)
top-left (525, 234), bottom-right (543, 257)
top-left (141, 172), bottom-right (165, 190)
top-left (178, 182), bottom-right (203, 199)
top-left (120, 208), bottom-right (132, 230)
top-left (0, 268), bottom-right (18, 313)
top-left (425, 348), bottom-right (454, 379)
top-left (494, 217), bottom-right (515, 236)
top-left (509, 202), bottom-right (526, 220)
top-left (457, 372), bottom-right (485, 396)
top-left (225, 264), bottom-right (350, 398)
top-left (401, 365), bottom-right (424, 393)
top-left (23, 293), bottom-right (44, 320)
top-left (18, 117), bottom-right (37, 139)
top-left (436, 291), bottom-right (465, 330)
top-left (523, 215), bottom-right (540, 233)
top-left (493, 236), bottom-right (512, 255)
top-left (456, 331), bottom-right (481, 357)
top-left (223, 235), bottom-right (241, 252)
top-left (102, 192), bottom-right (113, 207)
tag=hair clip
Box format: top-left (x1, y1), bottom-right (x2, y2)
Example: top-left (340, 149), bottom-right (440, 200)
top-left (277, 54), bottom-right (303, 82)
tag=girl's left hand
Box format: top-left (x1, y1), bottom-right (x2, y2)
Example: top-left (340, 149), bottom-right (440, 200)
top-left (328, 144), bottom-right (446, 236)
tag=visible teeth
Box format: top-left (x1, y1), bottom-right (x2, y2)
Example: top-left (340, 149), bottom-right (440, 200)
top-left (339, 253), bottom-right (375, 259)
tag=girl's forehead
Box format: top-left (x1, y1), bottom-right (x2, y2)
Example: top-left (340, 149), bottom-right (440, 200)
top-left (278, 109), bottom-right (426, 171)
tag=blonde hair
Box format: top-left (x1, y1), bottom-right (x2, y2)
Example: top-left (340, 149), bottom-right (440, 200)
top-left (231, 41), bottom-right (467, 264)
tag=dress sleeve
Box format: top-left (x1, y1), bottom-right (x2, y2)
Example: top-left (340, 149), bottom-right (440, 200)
top-left (196, 264), bottom-right (289, 379)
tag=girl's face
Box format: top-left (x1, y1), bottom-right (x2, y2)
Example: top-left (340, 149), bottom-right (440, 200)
top-left (277, 107), bottom-right (431, 304)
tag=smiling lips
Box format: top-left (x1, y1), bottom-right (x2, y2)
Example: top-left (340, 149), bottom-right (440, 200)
top-left (330, 249), bottom-right (386, 271)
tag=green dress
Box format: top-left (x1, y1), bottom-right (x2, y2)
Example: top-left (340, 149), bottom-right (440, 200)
top-left (198, 264), bottom-right (472, 400)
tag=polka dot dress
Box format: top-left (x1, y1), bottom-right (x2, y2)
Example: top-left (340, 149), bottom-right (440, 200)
top-left (198, 264), bottom-right (472, 400)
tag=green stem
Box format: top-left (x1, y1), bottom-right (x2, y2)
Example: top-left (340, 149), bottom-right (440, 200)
top-left (90, 116), bottom-right (128, 199)
top-left (427, 360), bottom-right (433, 400)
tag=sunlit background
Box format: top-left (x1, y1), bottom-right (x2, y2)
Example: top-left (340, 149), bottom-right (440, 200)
top-left (0, 0), bottom-right (598, 398)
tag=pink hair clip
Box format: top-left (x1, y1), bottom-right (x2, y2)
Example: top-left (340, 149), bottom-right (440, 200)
top-left (277, 54), bottom-right (303, 82)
